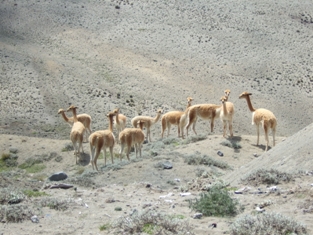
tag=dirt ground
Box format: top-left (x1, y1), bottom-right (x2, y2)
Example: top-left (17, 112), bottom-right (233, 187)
top-left (1, 0), bottom-right (313, 234)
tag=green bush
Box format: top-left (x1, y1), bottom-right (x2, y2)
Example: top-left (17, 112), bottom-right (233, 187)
top-left (241, 168), bottom-right (293, 186)
top-left (230, 212), bottom-right (307, 235)
top-left (188, 186), bottom-right (240, 217)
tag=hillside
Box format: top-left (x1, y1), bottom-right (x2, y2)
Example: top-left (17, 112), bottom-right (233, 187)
top-left (1, 0), bottom-right (313, 234)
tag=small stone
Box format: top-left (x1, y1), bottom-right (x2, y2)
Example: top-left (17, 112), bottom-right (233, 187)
top-left (49, 172), bottom-right (68, 181)
top-left (9, 147), bottom-right (18, 154)
top-left (193, 213), bottom-right (203, 219)
top-left (163, 161), bottom-right (173, 169)
top-left (31, 215), bottom-right (39, 223)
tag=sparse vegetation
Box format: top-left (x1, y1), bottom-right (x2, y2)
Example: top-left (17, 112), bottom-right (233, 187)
top-left (67, 176), bottom-right (96, 188)
top-left (188, 185), bottom-right (240, 217)
top-left (298, 199), bottom-right (313, 213)
top-left (241, 168), bottom-right (293, 186)
top-left (0, 204), bottom-right (41, 223)
top-left (220, 140), bottom-right (242, 149)
top-left (111, 210), bottom-right (194, 234)
top-left (184, 154), bottom-right (231, 169)
top-left (23, 190), bottom-right (49, 198)
top-left (181, 135), bottom-right (207, 144)
top-left (0, 187), bottom-right (25, 205)
top-left (229, 212), bottom-right (307, 235)
top-left (39, 197), bottom-right (73, 211)
top-left (62, 143), bottom-right (74, 152)
top-left (99, 223), bottom-right (111, 231)
top-left (0, 153), bottom-right (18, 171)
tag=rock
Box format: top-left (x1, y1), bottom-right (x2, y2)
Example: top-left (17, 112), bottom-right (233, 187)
top-left (48, 172), bottom-right (68, 181)
top-left (31, 215), bottom-right (39, 223)
top-left (163, 161), bottom-right (173, 169)
top-left (9, 147), bottom-right (18, 154)
top-left (193, 213), bottom-right (203, 219)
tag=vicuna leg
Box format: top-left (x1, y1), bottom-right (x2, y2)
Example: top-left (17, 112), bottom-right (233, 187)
top-left (263, 124), bottom-right (269, 151)
top-left (272, 127), bottom-right (276, 147)
top-left (161, 119), bottom-right (166, 138)
top-left (256, 124), bottom-right (260, 146)
top-left (223, 120), bottom-right (227, 137)
top-left (89, 143), bottom-right (95, 169)
top-left (210, 117), bottom-right (215, 133)
top-left (229, 119), bottom-right (233, 137)
top-left (109, 146), bottom-right (114, 164)
top-left (167, 123), bottom-right (171, 137)
top-left (126, 145), bottom-right (131, 161)
top-left (119, 144), bottom-right (125, 161)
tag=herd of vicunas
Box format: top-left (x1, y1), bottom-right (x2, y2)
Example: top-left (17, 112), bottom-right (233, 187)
top-left (58, 90), bottom-right (277, 171)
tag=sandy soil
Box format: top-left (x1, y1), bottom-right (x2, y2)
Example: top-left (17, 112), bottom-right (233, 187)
top-left (1, 0), bottom-right (313, 234)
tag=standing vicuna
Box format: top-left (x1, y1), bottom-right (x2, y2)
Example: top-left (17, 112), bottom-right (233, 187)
top-left (219, 96), bottom-right (235, 138)
top-left (88, 111), bottom-right (116, 171)
top-left (66, 105), bottom-right (86, 164)
top-left (161, 97), bottom-right (193, 138)
top-left (58, 108), bottom-right (92, 142)
top-left (239, 91), bottom-right (277, 151)
top-left (131, 109), bottom-right (162, 142)
top-left (119, 120), bottom-right (145, 161)
top-left (112, 108), bottom-right (127, 141)
top-left (183, 102), bottom-right (221, 137)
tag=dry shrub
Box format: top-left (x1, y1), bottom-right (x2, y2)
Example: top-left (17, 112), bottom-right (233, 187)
top-left (112, 209), bottom-right (194, 234)
top-left (230, 212), bottom-right (307, 235)
top-left (240, 168), bottom-right (293, 186)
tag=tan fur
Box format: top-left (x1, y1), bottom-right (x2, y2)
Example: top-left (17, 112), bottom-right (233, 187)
top-left (88, 112), bottom-right (116, 171)
top-left (220, 96), bottom-right (235, 137)
top-left (239, 91), bottom-right (277, 151)
top-left (66, 105), bottom-right (86, 164)
top-left (183, 103), bottom-right (221, 137)
top-left (224, 89), bottom-right (231, 100)
top-left (161, 97), bottom-right (193, 138)
top-left (58, 108), bottom-right (92, 142)
top-left (131, 109), bottom-right (162, 142)
top-left (112, 108), bottom-right (127, 140)
top-left (119, 121), bottom-right (145, 161)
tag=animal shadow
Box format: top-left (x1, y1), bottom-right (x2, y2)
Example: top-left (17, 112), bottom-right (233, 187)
top-left (78, 152), bottom-right (90, 166)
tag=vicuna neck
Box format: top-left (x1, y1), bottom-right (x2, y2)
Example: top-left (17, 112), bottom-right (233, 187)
top-left (115, 112), bottom-right (120, 125)
top-left (153, 113), bottom-right (161, 124)
top-left (72, 108), bottom-right (78, 122)
top-left (222, 101), bottom-right (227, 114)
top-left (109, 115), bottom-right (114, 132)
top-left (61, 112), bottom-right (70, 122)
top-left (244, 96), bottom-right (256, 112)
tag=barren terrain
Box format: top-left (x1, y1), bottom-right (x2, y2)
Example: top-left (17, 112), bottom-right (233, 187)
top-left (1, 0), bottom-right (313, 234)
